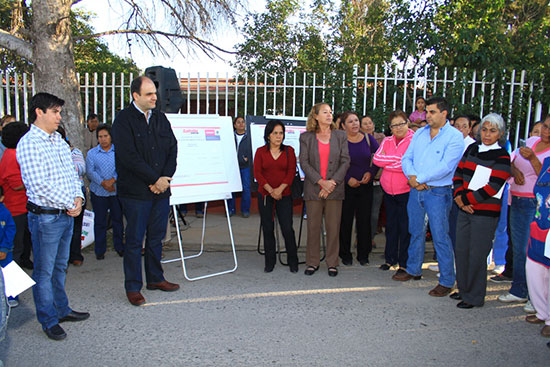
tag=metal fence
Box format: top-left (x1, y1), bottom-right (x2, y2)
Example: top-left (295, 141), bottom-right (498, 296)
top-left (1, 65), bottom-right (547, 148)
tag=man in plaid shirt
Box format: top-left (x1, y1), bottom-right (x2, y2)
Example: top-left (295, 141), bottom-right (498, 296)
top-left (16, 93), bottom-right (89, 341)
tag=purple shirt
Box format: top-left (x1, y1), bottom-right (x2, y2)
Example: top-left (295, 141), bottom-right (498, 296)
top-left (345, 134), bottom-right (379, 183)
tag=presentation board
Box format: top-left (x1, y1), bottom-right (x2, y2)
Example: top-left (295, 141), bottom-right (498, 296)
top-left (166, 114), bottom-right (242, 205)
top-left (247, 115), bottom-right (307, 178)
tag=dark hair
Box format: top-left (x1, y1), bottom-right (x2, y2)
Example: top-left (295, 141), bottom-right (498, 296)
top-left (130, 76), bottom-right (150, 97)
top-left (0, 186), bottom-right (3, 197)
top-left (387, 110), bottom-right (408, 126)
top-left (339, 111), bottom-right (360, 129)
top-left (96, 124), bottom-right (111, 139)
top-left (454, 115), bottom-right (472, 128)
top-left (425, 96), bottom-right (449, 114)
top-left (415, 96), bottom-right (426, 107)
top-left (87, 113), bottom-right (99, 122)
top-left (28, 93), bottom-right (64, 124)
top-left (2, 121), bottom-right (29, 148)
top-left (56, 125), bottom-right (71, 146)
top-left (264, 120), bottom-right (285, 152)
top-left (467, 114), bottom-right (481, 124)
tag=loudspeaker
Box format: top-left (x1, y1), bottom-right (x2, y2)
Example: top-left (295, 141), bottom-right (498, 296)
top-left (145, 66), bottom-right (184, 113)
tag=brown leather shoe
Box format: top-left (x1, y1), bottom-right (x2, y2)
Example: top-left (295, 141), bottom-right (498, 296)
top-left (146, 280), bottom-right (180, 292)
top-left (526, 315), bottom-right (544, 324)
top-left (392, 270), bottom-right (421, 281)
top-left (127, 291), bottom-right (146, 306)
top-left (72, 260), bottom-right (83, 266)
top-left (541, 325), bottom-right (550, 337)
top-left (429, 284), bottom-right (452, 297)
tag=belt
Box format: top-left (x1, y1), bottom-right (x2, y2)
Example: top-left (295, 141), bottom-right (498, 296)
top-left (26, 202), bottom-right (65, 215)
top-left (426, 185), bottom-right (452, 190)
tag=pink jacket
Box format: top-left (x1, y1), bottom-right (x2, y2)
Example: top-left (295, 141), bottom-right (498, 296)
top-left (373, 129), bottom-right (414, 195)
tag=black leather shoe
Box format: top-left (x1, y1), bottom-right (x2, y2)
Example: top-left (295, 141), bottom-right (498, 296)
top-left (359, 259), bottom-right (369, 266)
top-left (379, 263), bottom-right (391, 271)
top-left (457, 301), bottom-right (474, 309)
top-left (304, 266), bottom-right (319, 276)
top-left (328, 267), bottom-right (338, 277)
top-left (44, 324), bottom-right (67, 341)
top-left (341, 259), bottom-right (352, 266)
top-left (96, 254), bottom-right (105, 260)
top-left (20, 259), bottom-right (34, 270)
top-left (289, 264), bottom-right (298, 273)
top-left (449, 292), bottom-right (462, 300)
top-left (264, 265), bottom-right (274, 273)
top-left (59, 310), bottom-right (90, 323)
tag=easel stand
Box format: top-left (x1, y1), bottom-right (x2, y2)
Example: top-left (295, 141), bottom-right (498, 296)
top-left (162, 200), bottom-right (238, 281)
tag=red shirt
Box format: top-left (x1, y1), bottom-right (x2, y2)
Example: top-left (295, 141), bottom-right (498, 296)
top-left (318, 140), bottom-right (330, 180)
top-left (254, 145), bottom-right (297, 197)
top-left (0, 148), bottom-right (28, 216)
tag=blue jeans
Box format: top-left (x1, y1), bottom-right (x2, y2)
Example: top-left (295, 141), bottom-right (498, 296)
top-left (509, 195), bottom-right (537, 298)
top-left (407, 187), bottom-right (455, 288)
top-left (119, 197), bottom-right (169, 292)
top-left (492, 185), bottom-right (509, 266)
top-left (90, 192), bottom-right (124, 255)
top-left (28, 211), bottom-right (73, 330)
top-left (229, 166), bottom-right (251, 215)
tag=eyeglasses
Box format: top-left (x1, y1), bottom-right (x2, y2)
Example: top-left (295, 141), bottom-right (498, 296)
top-left (390, 122), bottom-right (408, 129)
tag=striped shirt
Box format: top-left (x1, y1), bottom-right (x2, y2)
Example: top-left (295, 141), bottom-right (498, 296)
top-left (16, 124), bottom-right (83, 209)
top-left (453, 143), bottom-right (511, 217)
top-left (86, 144), bottom-right (117, 197)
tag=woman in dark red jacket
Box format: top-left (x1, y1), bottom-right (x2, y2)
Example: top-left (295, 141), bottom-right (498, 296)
top-left (254, 120), bottom-right (299, 273)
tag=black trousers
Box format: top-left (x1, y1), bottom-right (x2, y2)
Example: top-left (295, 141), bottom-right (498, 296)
top-left (501, 205), bottom-right (514, 278)
top-left (69, 208), bottom-right (85, 262)
top-left (339, 183), bottom-right (373, 263)
top-left (13, 213), bottom-right (32, 265)
top-left (383, 191), bottom-right (410, 268)
top-left (455, 211), bottom-right (499, 306)
top-left (258, 194), bottom-right (298, 269)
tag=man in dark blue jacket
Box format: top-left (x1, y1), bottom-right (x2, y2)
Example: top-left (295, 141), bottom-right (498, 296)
top-left (112, 76), bottom-right (178, 306)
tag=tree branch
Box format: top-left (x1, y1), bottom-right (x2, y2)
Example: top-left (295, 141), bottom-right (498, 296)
top-left (76, 29), bottom-right (235, 55)
top-left (0, 29), bottom-right (33, 61)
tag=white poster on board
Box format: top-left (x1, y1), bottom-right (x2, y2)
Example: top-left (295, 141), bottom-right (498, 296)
top-left (167, 114), bottom-right (242, 205)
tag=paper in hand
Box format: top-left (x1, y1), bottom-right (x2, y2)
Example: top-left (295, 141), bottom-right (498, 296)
top-left (1, 261), bottom-right (35, 298)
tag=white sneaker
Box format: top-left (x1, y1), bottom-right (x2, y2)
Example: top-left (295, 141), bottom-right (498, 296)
top-left (498, 292), bottom-right (528, 303)
top-left (492, 265), bottom-right (505, 274)
top-left (428, 264), bottom-right (439, 272)
top-left (523, 300), bottom-right (536, 313)
top-left (7, 299), bottom-right (19, 308)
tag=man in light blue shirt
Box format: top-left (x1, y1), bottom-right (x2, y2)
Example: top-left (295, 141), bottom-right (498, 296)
top-left (86, 124), bottom-right (124, 260)
top-left (392, 97), bottom-right (464, 297)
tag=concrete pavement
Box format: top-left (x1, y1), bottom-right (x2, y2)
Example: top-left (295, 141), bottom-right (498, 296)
top-left (0, 212), bottom-right (548, 366)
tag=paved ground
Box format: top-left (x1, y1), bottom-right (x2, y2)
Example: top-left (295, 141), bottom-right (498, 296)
top-left (1, 212), bottom-right (548, 366)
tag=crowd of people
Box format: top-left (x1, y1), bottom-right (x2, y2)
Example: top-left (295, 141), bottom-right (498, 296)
top-left (254, 96), bottom-right (550, 341)
top-left (0, 81), bottom-right (549, 343)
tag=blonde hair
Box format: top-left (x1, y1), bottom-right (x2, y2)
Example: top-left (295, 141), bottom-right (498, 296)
top-left (306, 103), bottom-right (335, 132)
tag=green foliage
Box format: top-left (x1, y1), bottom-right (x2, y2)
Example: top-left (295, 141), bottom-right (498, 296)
top-left (432, 0), bottom-right (550, 73)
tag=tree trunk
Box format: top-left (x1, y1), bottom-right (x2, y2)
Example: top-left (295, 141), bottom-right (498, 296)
top-left (31, 0), bottom-right (83, 150)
